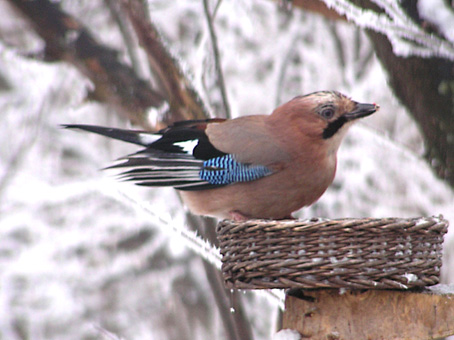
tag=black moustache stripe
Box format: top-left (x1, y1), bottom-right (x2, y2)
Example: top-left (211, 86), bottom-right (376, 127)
top-left (323, 116), bottom-right (347, 139)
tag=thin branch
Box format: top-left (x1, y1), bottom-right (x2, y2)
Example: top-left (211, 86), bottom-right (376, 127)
top-left (327, 21), bottom-right (346, 69)
top-left (116, 190), bottom-right (223, 268)
top-left (104, 0), bottom-right (142, 76)
top-left (356, 44), bottom-right (375, 80)
top-left (212, 0), bottom-right (224, 18)
top-left (94, 325), bottom-right (126, 340)
top-left (186, 214), bottom-right (254, 340)
top-left (201, 260), bottom-right (241, 340)
top-left (121, 0), bottom-right (209, 124)
top-left (274, 35), bottom-right (300, 107)
top-left (202, 0), bottom-right (231, 119)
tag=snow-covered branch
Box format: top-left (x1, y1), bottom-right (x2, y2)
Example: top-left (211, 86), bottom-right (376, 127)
top-left (113, 187), bottom-right (223, 269)
top-left (322, 0), bottom-right (454, 60)
top-left (112, 185), bottom-right (285, 310)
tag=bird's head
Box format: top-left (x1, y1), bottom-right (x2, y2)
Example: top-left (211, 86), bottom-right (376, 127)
top-left (272, 91), bottom-right (379, 141)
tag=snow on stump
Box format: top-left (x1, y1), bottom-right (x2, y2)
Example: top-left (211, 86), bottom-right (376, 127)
top-left (217, 216), bottom-right (453, 340)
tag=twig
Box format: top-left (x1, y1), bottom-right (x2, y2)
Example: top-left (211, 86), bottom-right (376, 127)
top-left (212, 0), bottom-right (223, 18)
top-left (356, 46), bottom-right (374, 80)
top-left (122, 0), bottom-right (208, 124)
top-left (114, 189), bottom-right (222, 268)
top-left (104, 0), bottom-right (142, 77)
top-left (274, 34), bottom-right (300, 107)
top-left (327, 21), bottom-right (346, 70)
top-left (93, 325), bottom-right (126, 340)
top-left (202, 0), bottom-right (231, 119)
top-left (186, 214), bottom-right (253, 340)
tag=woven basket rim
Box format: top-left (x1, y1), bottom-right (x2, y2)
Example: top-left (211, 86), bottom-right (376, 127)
top-left (217, 216), bottom-right (449, 290)
top-left (218, 215), bottom-right (448, 233)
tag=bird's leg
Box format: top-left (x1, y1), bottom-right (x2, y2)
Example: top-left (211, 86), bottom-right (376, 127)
top-left (228, 211), bottom-right (297, 221)
top-left (228, 210), bottom-right (251, 222)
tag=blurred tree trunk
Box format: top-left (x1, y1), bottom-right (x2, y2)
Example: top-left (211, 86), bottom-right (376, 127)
top-left (367, 31), bottom-right (454, 188)
top-left (352, 0), bottom-right (454, 189)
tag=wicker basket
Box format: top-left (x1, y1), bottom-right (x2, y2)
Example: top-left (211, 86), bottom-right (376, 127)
top-left (217, 216), bottom-right (448, 290)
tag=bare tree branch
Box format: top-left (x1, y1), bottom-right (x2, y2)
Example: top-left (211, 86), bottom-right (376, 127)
top-left (186, 214), bottom-right (254, 340)
top-left (121, 0), bottom-right (209, 124)
top-left (213, 0), bottom-right (224, 17)
top-left (104, 0), bottom-right (142, 76)
top-left (203, 0), bottom-right (231, 119)
top-left (7, 0), bottom-right (166, 129)
top-left (274, 35), bottom-right (301, 107)
top-left (327, 22), bottom-right (346, 70)
top-left (353, 28), bottom-right (375, 80)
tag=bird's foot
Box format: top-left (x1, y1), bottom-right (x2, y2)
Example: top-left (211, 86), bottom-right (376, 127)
top-left (228, 210), bottom-right (251, 222)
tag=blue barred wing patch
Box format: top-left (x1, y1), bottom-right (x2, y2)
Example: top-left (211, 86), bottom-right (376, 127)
top-left (200, 154), bottom-right (272, 185)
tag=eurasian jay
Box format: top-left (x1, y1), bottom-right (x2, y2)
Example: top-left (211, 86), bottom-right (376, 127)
top-left (64, 91), bottom-right (378, 221)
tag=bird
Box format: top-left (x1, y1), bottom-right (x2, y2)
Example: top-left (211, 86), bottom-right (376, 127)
top-left (63, 91), bottom-right (379, 221)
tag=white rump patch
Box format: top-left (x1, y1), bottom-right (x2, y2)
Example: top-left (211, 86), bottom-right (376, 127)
top-left (174, 139), bottom-right (199, 154)
top-left (138, 133), bottom-right (160, 145)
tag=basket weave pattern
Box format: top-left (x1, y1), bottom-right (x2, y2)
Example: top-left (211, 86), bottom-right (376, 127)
top-left (217, 217), bottom-right (448, 290)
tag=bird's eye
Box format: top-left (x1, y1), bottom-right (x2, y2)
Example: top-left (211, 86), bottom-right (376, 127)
top-left (320, 107), bottom-right (335, 119)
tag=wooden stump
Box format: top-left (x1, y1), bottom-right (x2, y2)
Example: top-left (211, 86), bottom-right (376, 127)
top-left (282, 285), bottom-right (454, 340)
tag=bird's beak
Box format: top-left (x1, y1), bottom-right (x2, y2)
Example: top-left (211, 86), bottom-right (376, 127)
top-left (345, 102), bottom-right (380, 121)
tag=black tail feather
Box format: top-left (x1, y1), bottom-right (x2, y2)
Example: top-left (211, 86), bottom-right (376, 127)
top-left (62, 124), bottom-right (228, 191)
top-left (62, 124), bottom-right (156, 146)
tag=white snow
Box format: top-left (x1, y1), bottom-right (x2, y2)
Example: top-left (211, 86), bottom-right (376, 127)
top-left (403, 273), bottom-right (418, 283)
top-left (147, 101), bottom-right (170, 127)
top-left (428, 284), bottom-right (454, 295)
top-left (273, 329), bottom-right (302, 340)
top-left (418, 0), bottom-right (454, 43)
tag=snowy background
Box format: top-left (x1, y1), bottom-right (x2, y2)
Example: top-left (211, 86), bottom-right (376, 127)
top-left (1, 0), bottom-right (453, 339)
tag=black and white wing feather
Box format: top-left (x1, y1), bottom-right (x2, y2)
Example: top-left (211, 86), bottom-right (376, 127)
top-left (63, 120), bottom-right (273, 191)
